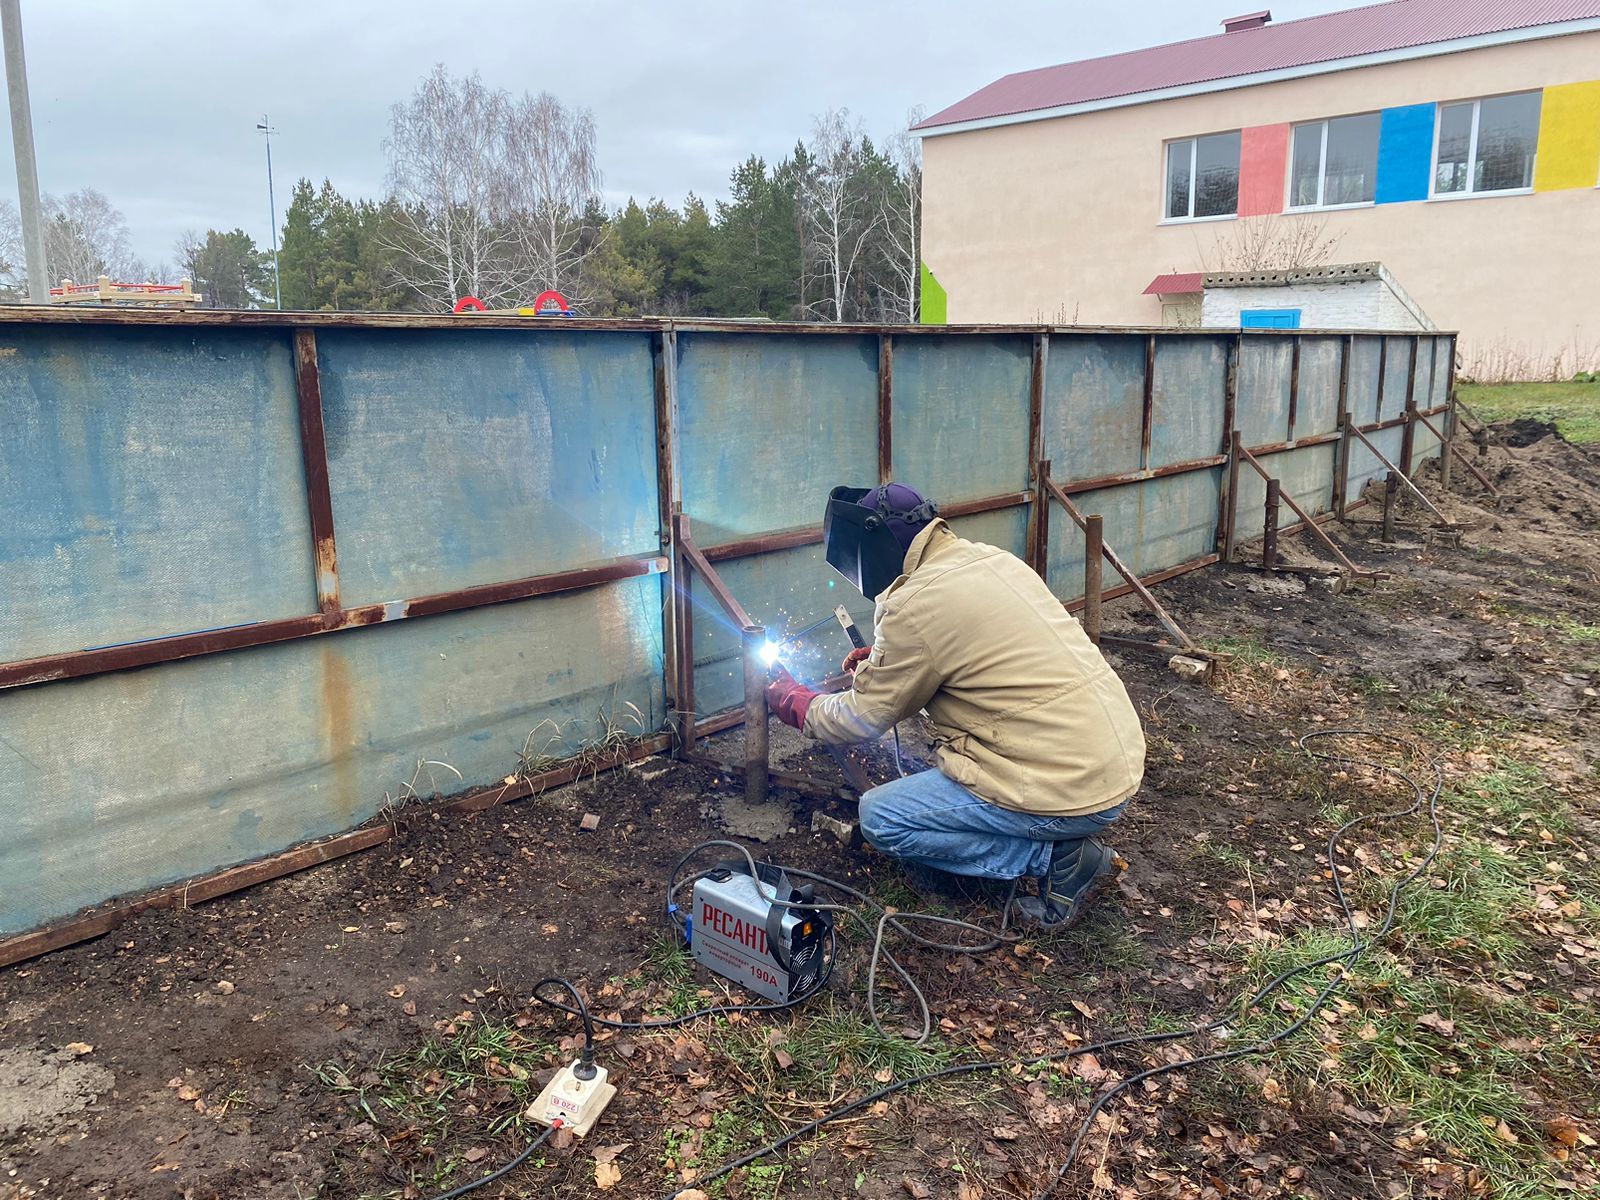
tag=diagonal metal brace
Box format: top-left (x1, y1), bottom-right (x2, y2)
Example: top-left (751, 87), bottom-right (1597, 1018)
top-left (1236, 445), bottom-right (1378, 581)
top-left (1414, 411), bottom-right (1500, 501)
top-left (1042, 472), bottom-right (1197, 652)
top-left (1347, 424), bottom-right (1455, 526)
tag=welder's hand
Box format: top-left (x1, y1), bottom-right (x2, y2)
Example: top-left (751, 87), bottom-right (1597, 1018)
top-left (765, 667), bottom-right (817, 730)
top-left (841, 646), bottom-right (871, 675)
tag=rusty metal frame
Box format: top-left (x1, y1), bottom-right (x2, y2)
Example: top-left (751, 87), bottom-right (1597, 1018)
top-left (1347, 423), bottom-right (1454, 525)
top-left (1415, 410), bottom-right (1500, 499)
top-left (1040, 466), bottom-right (1200, 653)
top-left (1233, 442), bottom-right (1376, 580)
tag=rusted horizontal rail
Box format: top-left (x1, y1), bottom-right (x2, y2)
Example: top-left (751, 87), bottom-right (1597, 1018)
top-left (0, 727), bottom-right (697, 970)
top-left (0, 554), bottom-right (668, 692)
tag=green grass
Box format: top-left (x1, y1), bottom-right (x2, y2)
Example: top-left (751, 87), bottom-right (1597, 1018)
top-left (311, 1017), bottom-right (551, 1196)
top-left (1458, 380), bottom-right (1600, 444)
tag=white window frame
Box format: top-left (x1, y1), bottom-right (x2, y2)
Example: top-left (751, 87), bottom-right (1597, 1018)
top-left (1285, 116), bottom-right (1379, 212)
top-left (1429, 92), bottom-right (1539, 200)
top-left (1160, 134), bottom-right (1239, 224)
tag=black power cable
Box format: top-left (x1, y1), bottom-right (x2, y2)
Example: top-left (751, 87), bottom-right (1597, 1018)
top-left (420, 1121), bottom-right (560, 1200)
top-left (657, 730), bottom-right (1446, 1200)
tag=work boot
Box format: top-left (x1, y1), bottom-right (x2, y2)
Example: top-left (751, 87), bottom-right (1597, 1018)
top-left (1016, 838), bottom-right (1119, 928)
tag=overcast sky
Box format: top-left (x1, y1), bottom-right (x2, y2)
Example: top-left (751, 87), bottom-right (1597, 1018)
top-left (3, 0), bottom-right (1345, 267)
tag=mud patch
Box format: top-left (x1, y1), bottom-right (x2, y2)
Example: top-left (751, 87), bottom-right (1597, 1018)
top-left (0, 1047), bottom-right (113, 1136)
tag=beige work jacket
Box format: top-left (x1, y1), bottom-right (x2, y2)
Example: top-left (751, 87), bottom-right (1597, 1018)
top-left (803, 520), bottom-right (1145, 817)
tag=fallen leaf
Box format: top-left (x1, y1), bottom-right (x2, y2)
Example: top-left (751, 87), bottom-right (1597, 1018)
top-left (1069, 998), bottom-right (1097, 1020)
top-left (463, 1146), bottom-right (488, 1163)
top-left (1416, 1012), bottom-right (1456, 1037)
top-left (1545, 1117), bottom-right (1580, 1148)
top-left (774, 1048), bottom-right (795, 1070)
top-left (214, 980), bottom-right (235, 995)
top-left (902, 1177), bottom-right (932, 1198)
top-left (958, 1185), bottom-right (985, 1200)
top-left (176, 1086), bottom-right (201, 1102)
top-left (63, 1042), bottom-right (93, 1056)
top-left (402, 1001), bottom-right (417, 1017)
top-left (595, 1160), bottom-right (622, 1189)
top-left (388, 985), bottom-right (406, 999)
top-left (593, 1143), bottom-right (631, 1165)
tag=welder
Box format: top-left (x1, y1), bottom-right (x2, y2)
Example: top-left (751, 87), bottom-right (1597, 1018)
top-left (765, 484), bottom-right (1144, 927)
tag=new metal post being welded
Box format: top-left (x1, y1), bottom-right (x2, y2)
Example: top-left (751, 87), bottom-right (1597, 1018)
top-left (1083, 514), bottom-right (1104, 644)
top-left (1382, 471), bottom-right (1399, 543)
top-left (741, 625), bottom-right (769, 805)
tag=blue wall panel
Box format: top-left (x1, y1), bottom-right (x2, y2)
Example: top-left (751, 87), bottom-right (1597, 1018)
top-left (316, 329), bottom-right (660, 604)
top-left (677, 333), bottom-right (877, 547)
top-left (0, 577), bottom-right (665, 935)
top-left (1237, 338), bottom-right (1294, 445)
top-left (1150, 337), bottom-right (1228, 467)
top-left (1043, 335), bottom-right (1144, 481)
top-left (892, 335), bottom-right (1032, 502)
top-left (0, 326), bottom-right (315, 662)
top-left (1376, 104), bottom-right (1436, 204)
top-left (1297, 337), bottom-right (1343, 438)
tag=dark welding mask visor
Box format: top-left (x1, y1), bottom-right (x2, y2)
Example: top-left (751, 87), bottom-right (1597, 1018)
top-left (823, 486), bottom-right (907, 600)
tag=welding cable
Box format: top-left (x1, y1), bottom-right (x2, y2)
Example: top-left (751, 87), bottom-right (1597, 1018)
top-left (419, 1119), bottom-right (560, 1200)
top-left (660, 730), bottom-right (1447, 1200)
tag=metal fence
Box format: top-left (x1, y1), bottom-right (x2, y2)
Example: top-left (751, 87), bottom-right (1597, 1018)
top-left (0, 310), bottom-right (1453, 939)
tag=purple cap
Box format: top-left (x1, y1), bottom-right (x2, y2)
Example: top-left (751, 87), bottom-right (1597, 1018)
top-left (858, 483), bottom-right (935, 553)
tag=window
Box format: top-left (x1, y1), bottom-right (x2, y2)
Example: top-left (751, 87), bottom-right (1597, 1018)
top-left (1165, 131), bottom-right (1241, 219)
top-left (1289, 114), bottom-right (1381, 207)
top-left (1434, 92), bottom-right (1542, 195)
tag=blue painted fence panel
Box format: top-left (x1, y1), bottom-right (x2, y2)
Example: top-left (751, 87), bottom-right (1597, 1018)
top-left (1236, 338), bottom-right (1294, 446)
top-left (0, 577), bottom-right (664, 936)
top-left (0, 326), bottom-right (315, 662)
top-left (1043, 335), bottom-right (1144, 481)
top-left (315, 329), bottom-right (660, 604)
top-left (892, 335), bottom-right (1031, 501)
top-left (1297, 337), bottom-right (1343, 438)
top-left (676, 333), bottom-right (877, 548)
top-left (1150, 337), bottom-right (1227, 468)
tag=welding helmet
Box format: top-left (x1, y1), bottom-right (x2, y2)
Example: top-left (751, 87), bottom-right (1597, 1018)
top-left (822, 483), bottom-right (940, 599)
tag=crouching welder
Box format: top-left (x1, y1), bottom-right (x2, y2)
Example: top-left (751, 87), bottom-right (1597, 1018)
top-left (765, 483), bottom-right (1145, 927)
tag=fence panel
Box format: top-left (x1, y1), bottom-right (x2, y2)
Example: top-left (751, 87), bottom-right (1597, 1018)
top-left (0, 314), bottom-right (1455, 940)
top-left (0, 325), bottom-right (314, 662)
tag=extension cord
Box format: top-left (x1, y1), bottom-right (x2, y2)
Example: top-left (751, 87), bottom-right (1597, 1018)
top-left (526, 1058), bottom-right (616, 1138)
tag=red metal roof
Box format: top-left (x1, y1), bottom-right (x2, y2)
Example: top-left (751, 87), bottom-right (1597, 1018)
top-left (1144, 273), bottom-right (1205, 295)
top-left (916, 0), bottom-right (1600, 130)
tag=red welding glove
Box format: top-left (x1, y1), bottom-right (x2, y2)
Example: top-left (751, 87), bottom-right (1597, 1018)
top-left (841, 646), bottom-right (871, 675)
top-left (765, 667), bottom-right (817, 730)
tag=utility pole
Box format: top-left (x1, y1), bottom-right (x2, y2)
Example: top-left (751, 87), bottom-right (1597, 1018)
top-left (2, 0), bottom-right (48, 303)
top-left (256, 116), bottom-right (281, 308)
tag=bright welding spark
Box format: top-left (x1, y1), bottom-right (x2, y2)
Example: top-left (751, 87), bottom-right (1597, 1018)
top-left (760, 640), bottom-right (782, 667)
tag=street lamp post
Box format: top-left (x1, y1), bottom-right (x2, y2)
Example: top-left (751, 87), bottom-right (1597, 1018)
top-left (256, 116), bottom-right (281, 309)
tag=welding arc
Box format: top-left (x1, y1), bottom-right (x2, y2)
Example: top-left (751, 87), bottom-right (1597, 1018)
top-left (660, 730), bottom-right (1445, 1200)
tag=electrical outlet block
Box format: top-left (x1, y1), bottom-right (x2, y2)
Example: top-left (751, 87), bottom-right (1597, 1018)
top-left (526, 1058), bottom-right (616, 1138)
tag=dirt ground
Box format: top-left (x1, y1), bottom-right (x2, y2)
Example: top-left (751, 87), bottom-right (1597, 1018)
top-left (2, 423), bottom-right (1596, 1200)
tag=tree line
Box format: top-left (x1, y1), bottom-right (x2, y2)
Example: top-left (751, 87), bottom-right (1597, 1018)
top-left (0, 66), bottom-right (922, 321)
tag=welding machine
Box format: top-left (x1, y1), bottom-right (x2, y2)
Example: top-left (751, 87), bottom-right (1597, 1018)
top-left (685, 861), bottom-right (832, 1002)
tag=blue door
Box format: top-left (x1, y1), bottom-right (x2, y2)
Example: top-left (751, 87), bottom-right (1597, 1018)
top-left (1240, 308), bottom-right (1302, 329)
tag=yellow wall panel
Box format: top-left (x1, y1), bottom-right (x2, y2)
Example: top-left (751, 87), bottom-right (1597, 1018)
top-left (1534, 79), bottom-right (1600, 192)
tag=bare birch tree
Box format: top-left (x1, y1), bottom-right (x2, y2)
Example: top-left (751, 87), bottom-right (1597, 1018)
top-left (42, 189), bottom-right (137, 285)
top-left (502, 91), bottom-right (602, 301)
top-left (873, 107), bottom-right (924, 322)
top-left (1202, 214), bottom-right (1344, 273)
top-left (383, 66), bottom-right (603, 310)
top-left (800, 109), bottom-right (882, 322)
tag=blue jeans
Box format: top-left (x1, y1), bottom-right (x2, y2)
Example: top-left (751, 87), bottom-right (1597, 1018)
top-left (858, 769), bottom-right (1126, 881)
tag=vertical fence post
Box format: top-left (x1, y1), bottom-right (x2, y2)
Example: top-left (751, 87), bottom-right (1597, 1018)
top-left (291, 328), bottom-right (342, 621)
top-left (654, 329), bottom-right (681, 744)
top-left (742, 624), bottom-right (769, 805)
top-left (1223, 429), bottom-right (1243, 564)
top-left (1083, 514), bottom-right (1104, 644)
top-left (1334, 335), bottom-right (1353, 521)
top-left (1382, 472), bottom-right (1398, 543)
top-left (1286, 334), bottom-right (1300, 445)
top-left (1400, 337), bottom-right (1419, 478)
top-left (1213, 334), bottom-right (1239, 559)
top-left (1439, 339), bottom-right (1457, 491)
top-left (877, 333), bottom-right (893, 485)
top-left (1263, 478), bottom-right (1281, 568)
top-left (1031, 458), bottom-right (1052, 579)
top-left (1024, 333), bottom-right (1048, 578)
top-left (671, 507), bottom-right (697, 755)
top-left (1140, 334), bottom-right (1156, 471)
